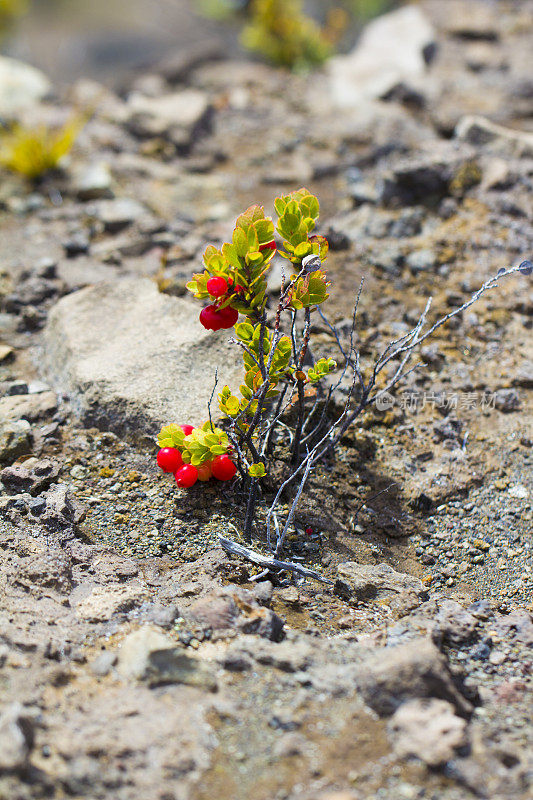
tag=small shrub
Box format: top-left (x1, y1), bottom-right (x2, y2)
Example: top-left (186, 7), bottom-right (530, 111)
top-left (0, 116), bottom-right (83, 180)
top-left (156, 189), bottom-right (529, 580)
top-left (241, 0), bottom-right (332, 70)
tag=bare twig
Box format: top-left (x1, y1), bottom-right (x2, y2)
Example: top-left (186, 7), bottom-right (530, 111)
top-left (275, 450), bottom-right (313, 557)
top-left (218, 535), bottom-right (333, 584)
top-left (207, 369), bottom-right (218, 433)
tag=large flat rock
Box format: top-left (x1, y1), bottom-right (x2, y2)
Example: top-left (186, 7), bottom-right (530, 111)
top-left (328, 5), bottom-right (435, 108)
top-left (43, 278), bottom-right (242, 440)
top-left (0, 56), bottom-right (51, 116)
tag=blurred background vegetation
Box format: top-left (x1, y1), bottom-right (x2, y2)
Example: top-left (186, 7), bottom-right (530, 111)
top-left (1, 0), bottom-right (397, 81)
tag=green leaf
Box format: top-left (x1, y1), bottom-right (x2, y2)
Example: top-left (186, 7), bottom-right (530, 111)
top-left (221, 242), bottom-right (240, 269)
top-left (235, 322), bottom-right (254, 341)
top-left (294, 240), bottom-right (312, 257)
top-left (280, 212), bottom-right (300, 234)
top-left (246, 250), bottom-right (263, 266)
top-left (300, 195), bottom-right (319, 219)
top-left (274, 197), bottom-right (286, 216)
top-left (255, 218), bottom-right (274, 243)
top-left (232, 227), bottom-right (249, 257)
top-left (248, 462), bottom-right (266, 478)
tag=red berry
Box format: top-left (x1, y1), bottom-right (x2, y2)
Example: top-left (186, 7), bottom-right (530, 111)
top-left (200, 305), bottom-right (222, 331)
top-left (227, 278), bottom-right (245, 295)
top-left (305, 527), bottom-right (313, 535)
top-left (175, 464), bottom-right (198, 488)
top-left (259, 240), bottom-right (276, 253)
top-left (206, 276), bottom-right (228, 298)
top-left (216, 305), bottom-right (238, 329)
top-left (180, 424), bottom-right (194, 435)
top-left (211, 454), bottom-right (237, 481)
top-left (197, 461), bottom-right (212, 482)
top-left (200, 303), bottom-right (238, 331)
top-left (157, 447), bottom-right (183, 473)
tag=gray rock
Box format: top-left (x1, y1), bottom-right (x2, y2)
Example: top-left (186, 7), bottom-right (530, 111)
top-left (369, 243), bottom-right (404, 276)
top-left (90, 651), bottom-right (117, 677)
top-left (0, 492), bottom-right (33, 520)
top-left (443, 0), bottom-right (499, 41)
top-left (0, 391), bottom-right (57, 423)
top-left (354, 638), bottom-right (473, 717)
top-left (88, 198), bottom-right (148, 232)
top-left (455, 116), bottom-right (533, 158)
top-left (116, 627), bottom-right (172, 679)
top-left (0, 703), bottom-right (35, 773)
top-left (0, 419), bottom-right (32, 465)
top-left (74, 162), bottom-right (114, 201)
top-left (131, 601), bottom-right (179, 629)
top-left (252, 639), bottom-right (313, 672)
top-left (387, 699), bottom-right (468, 766)
top-left (116, 627), bottom-right (217, 690)
top-left (512, 361), bottom-right (533, 389)
top-left (126, 89), bottom-right (213, 151)
top-left (480, 157), bottom-right (512, 191)
top-left (329, 6), bottom-right (435, 108)
top-left (272, 732), bottom-right (307, 758)
top-left (390, 208), bottom-right (424, 238)
top-left (252, 580), bottom-right (274, 606)
top-left (433, 416), bottom-right (463, 443)
top-left (28, 496), bottom-right (46, 515)
top-left (379, 142), bottom-right (479, 207)
top-left (28, 380), bottom-right (51, 394)
top-left (335, 562), bottom-right (428, 606)
top-left (40, 483), bottom-right (87, 528)
top-left (75, 584), bottom-right (148, 623)
top-left (349, 181), bottom-right (379, 206)
top-left (406, 248), bottom-right (437, 274)
top-left (0, 458), bottom-right (60, 496)
top-left (14, 550), bottom-right (72, 593)
top-left (43, 278), bottom-right (242, 440)
top-left (220, 647), bottom-right (253, 672)
top-left (323, 207), bottom-right (370, 246)
top-left (324, 225), bottom-right (351, 251)
top-left (186, 588), bottom-right (285, 642)
top-left (432, 600), bottom-right (478, 647)
top-left (0, 56), bottom-right (50, 116)
top-left (0, 344), bottom-right (13, 362)
top-left (223, 635), bottom-right (312, 673)
top-left (3, 275), bottom-right (59, 312)
top-left (63, 232), bottom-right (90, 257)
top-left (493, 388), bottom-right (521, 412)
top-left (145, 648), bottom-right (217, 691)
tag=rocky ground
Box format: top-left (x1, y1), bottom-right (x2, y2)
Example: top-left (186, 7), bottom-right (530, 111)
top-left (0, 2), bottom-right (532, 799)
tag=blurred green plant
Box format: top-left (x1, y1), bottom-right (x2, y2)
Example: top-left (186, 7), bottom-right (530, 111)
top-left (0, 115), bottom-right (83, 180)
top-left (342, 0), bottom-right (394, 22)
top-left (194, 0), bottom-right (245, 20)
top-left (195, 0), bottom-right (397, 70)
top-left (242, 0), bottom-right (332, 70)
top-left (0, 0), bottom-right (26, 30)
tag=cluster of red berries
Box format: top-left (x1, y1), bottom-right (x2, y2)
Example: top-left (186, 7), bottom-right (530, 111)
top-left (199, 277), bottom-right (240, 331)
top-left (156, 424), bottom-right (237, 488)
top-left (199, 241), bottom-right (276, 332)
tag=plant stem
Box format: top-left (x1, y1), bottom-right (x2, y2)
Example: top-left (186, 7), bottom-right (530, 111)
top-left (243, 477), bottom-right (259, 542)
top-left (291, 307), bottom-right (311, 464)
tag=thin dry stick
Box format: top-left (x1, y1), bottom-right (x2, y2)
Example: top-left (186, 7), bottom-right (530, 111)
top-left (218, 536), bottom-right (333, 584)
top-left (262, 265), bottom-right (527, 546)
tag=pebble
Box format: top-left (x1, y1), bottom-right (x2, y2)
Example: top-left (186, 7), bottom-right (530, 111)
top-left (75, 162), bottom-right (114, 201)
